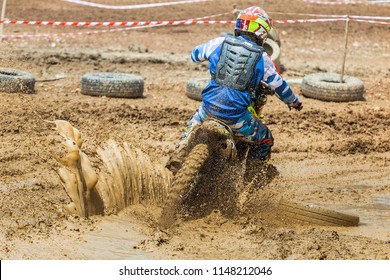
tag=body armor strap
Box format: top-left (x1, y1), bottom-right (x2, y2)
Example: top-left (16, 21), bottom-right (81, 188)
top-left (214, 35), bottom-right (263, 91)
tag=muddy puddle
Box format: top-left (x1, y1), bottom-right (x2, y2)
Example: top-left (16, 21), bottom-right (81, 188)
top-left (335, 204), bottom-right (390, 241)
top-left (79, 210), bottom-right (156, 260)
top-left (274, 154), bottom-right (390, 242)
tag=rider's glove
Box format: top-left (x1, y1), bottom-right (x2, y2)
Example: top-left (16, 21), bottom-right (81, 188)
top-left (290, 98), bottom-right (303, 111)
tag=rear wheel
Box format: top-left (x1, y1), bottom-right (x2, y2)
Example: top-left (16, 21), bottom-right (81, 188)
top-left (160, 144), bottom-right (210, 228)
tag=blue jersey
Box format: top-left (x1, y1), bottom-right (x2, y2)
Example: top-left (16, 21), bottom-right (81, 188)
top-left (191, 35), bottom-right (299, 122)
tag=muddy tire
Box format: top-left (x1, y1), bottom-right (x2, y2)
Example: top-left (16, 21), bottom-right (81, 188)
top-left (264, 38), bottom-right (281, 70)
top-left (0, 68), bottom-right (35, 94)
top-left (301, 72), bottom-right (365, 102)
top-left (186, 78), bottom-right (209, 101)
top-left (81, 72), bottom-right (144, 98)
top-left (279, 199), bottom-right (360, 227)
top-left (160, 144), bottom-right (210, 228)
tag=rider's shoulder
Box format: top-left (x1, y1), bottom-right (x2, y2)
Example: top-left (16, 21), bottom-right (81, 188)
top-left (210, 36), bottom-right (226, 45)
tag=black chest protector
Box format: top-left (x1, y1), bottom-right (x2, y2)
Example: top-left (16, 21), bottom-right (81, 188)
top-left (214, 35), bottom-right (264, 92)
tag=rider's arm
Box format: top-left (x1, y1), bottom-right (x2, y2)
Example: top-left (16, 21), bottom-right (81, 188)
top-left (261, 53), bottom-right (300, 107)
top-left (191, 37), bottom-right (225, 63)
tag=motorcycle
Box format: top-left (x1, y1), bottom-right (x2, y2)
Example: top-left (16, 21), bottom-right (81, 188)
top-left (160, 81), bottom-right (276, 228)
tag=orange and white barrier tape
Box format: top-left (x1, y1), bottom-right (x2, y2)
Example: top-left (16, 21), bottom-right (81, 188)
top-left (62, 0), bottom-right (210, 9)
top-left (350, 15), bottom-right (390, 20)
top-left (273, 17), bottom-right (390, 24)
top-left (3, 14), bottom-right (388, 28)
top-left (1, 16), bottom-right (389, 40)
top-left (303, 0), bottom-right (390, 4)
top-left (0, 19), bottom-right (234, 28)
top-left (0, 25), bottom-right (158, 39)
top-left (269, 11), bottom-right (390, 21)
top-left (0, 13), bottom-right (235, 39)
top-left (273, 18), bottom-right (346, 24)
top-left (0, 17), bottom-right (353, 28)
top-left (351, 18), bottom-right (390, 24)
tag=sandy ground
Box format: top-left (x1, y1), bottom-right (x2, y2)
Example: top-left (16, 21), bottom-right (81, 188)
top-left (0, 0), bottom-right (390, 260)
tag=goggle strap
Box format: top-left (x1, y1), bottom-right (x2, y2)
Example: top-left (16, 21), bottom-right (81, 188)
top-left (255, 18), bottom-right (271, 33)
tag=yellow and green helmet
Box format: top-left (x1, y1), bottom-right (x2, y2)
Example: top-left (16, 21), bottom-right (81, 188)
top-left (235, 6), bottom-right (272, 42)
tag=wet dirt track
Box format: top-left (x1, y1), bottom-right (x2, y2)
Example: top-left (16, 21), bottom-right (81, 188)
top-left (0, 0), bottom-right (389, 260)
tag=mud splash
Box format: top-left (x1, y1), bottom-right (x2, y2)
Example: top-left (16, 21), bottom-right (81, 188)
top-left (96, 140), bottom-right (171, 212)
top-left (52, 120), bottom-right (171, 217)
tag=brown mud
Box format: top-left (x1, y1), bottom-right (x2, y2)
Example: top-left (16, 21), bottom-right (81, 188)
top-left (0, 0), bottom-right (390, 260)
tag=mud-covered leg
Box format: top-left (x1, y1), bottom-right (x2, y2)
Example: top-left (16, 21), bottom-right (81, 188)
top-left (247, 124), bottom-right (274, 161)
top-left (245, 127), bottom-right (277, 184)
top-left (230, 111), bottom-right (275, 182)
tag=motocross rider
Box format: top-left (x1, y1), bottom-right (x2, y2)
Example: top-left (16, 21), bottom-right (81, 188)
top-left (167, 6), bottom-right (303, 173)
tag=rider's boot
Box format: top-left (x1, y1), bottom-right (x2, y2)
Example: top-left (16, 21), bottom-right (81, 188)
top-left (245, 145), bottom-right (271, 182)
top-left (165, 121), bottom-right (200, 175)
top-left (244, 129), bottom-right (276, 184)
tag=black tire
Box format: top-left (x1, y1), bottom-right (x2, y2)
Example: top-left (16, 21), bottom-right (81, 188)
top-left (186, 78), bottom-right (209, 101)
top-left (279, 199), bottom-right (360, 227)
top-left (81, 72), bottom-right (144, 98)
top-left (160, 144), bottom-right (210, 228)
top-left (263, 38), bottom-right (281, 70)
top-left (0, 68), bottom-right (35, 94)
top-left (302, 72), bottom-right (365, 102)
